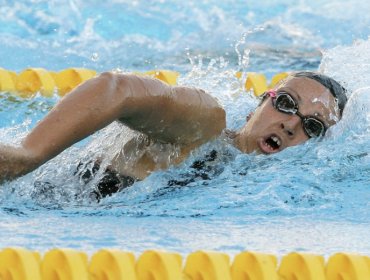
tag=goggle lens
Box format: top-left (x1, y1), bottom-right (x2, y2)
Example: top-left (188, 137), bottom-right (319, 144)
top-left (275, 94), bottom-right (298, 114)
top-left (302, 118), bottom-right (325, 138)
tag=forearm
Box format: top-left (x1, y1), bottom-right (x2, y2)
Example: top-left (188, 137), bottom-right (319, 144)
top-left (0, 74), bottom-right (117, 184)
top-left (0, 144), bottom-right (39, 184)
top-left (21, 72), bottom-right (124, 163)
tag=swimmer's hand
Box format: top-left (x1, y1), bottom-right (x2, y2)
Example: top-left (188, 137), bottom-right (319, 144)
top-left (0, 72), bottom-right (225, 182)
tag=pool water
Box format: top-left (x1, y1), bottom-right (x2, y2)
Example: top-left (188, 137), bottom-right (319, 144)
top-left (0, 0), bottom-right (369, 256)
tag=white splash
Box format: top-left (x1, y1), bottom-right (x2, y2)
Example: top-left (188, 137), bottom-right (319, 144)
top-left (312, 93), bottom-right (339, 123)
top-left (312, 95), bottom-right (330, 108)
top-left (319, 38), bottom-right (370, 95)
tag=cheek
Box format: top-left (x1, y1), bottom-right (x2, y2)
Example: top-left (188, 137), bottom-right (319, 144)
top-left (294, 135), bottom-right (307, 145)
top-left (287, 132), bottom-right (309, 147)
top-left (250, 105), bottom-right (281, 130)
top-left (242, 116), bottom-right (263, 138)
top-left (249, 103), bottom-right (273, 124)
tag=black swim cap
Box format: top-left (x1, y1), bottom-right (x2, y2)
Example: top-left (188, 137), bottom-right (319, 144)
top-left (292, 71), bottom-right (348, 116)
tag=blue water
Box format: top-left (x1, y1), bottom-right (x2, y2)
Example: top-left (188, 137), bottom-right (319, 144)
top-left (0, 0), bottom-right (369, 256)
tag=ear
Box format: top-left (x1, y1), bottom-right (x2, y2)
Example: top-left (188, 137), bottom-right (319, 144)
top-left (246, 112), bottom-right (254, 122)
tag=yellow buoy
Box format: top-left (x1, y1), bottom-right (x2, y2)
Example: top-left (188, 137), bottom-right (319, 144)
top-left (16, 68), bottom-right (56, 97)
top-left (136, 250), bottom-right (182, 280)
top-left (269, 72), bottom-right (289, 88)
top-left (326, 253), bottom-right (370, 280)
top-left (144, 70), bottom-right (180, 85)
top-left (0, 248), bottom-right (42, 280)
top-left (41, 248), bottom-right (89, 280)
top-left (231, 251), bottom-right (278, 280)
top-left (0, 68), bottom-right (17, 92)
top-left (89, 249), bottom-right (137, 280)
top-left (278, 252), bottom-right (326, 280)
top-left (236, 72), bottom-right (268, 96)
top-left (245, 72), bottom-right (268, 97)
top-left (55, 68), bottom-right (96, 96)
top-left (184, 251), bottom-right (231, 280)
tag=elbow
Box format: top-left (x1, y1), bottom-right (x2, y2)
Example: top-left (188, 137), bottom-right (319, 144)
top-left (95, 71), bottom-right (132, 94)
top-left (98, 71), bottom-right (116, 81)
top-left (90, 72), bottom-right (131, 115)
top-left (98, 71), bottom-right (132, 91)
top-left (97, 71), bottom-right (119, 91)
top-left (96, 71), bottom-right (136, 102)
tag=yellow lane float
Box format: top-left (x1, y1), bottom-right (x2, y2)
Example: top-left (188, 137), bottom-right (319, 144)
top-left (55, 68), bottom-right (97, 96)
top-left (41, 249), bottom-right (89, 280)
top-left (231, 251), bottom-right (278, 280)
top-left (0, 248), bottom-right (42, 280)
top-left (326, 253), bottom-right (370, 280)
top-left (137, 250), bottom-right (182, 280)
top-left (16, 68), bottom-right (56, 97)
top-left (0, 68), bottom-right (17, 92)
top-left (0, 67), bottom-right (293, 98)
top-left (184, 251), bottom-right (231, 280)
top-left (0, 248), bottom-right (370, 279)
top-left (278, 252), bottom-right (326, 280)
top-left (89, 249), bottom-right (136, 280)
top-left (144, 70), bottom-right (180, 86)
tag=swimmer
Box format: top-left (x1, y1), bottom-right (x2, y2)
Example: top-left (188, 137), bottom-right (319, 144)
top-left (0, 71), bottom-right (347, 192)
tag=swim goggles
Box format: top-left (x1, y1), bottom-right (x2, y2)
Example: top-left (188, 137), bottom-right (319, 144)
top-left (264, 89), bottom-right (327, 138)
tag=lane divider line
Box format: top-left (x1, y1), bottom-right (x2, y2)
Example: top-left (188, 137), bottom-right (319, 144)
top-left (0, 248), bottom-right (369, 280)
top-left (0, 67), bottom-right (290, 98)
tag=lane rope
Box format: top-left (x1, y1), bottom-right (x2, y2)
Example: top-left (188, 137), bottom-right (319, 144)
top-left (0, 67), bottom-right (288, 97)
top-left (0, 248), bottom-right (369, 279)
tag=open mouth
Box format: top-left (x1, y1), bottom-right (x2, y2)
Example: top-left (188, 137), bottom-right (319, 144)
top-left (259, 134), bottom-right (282, 154)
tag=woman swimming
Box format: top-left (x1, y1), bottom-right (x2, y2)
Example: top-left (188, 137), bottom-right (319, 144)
top-left (0, 71), bottom-right (347, 191)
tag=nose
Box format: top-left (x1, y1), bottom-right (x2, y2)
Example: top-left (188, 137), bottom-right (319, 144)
top-left (280, 115), bottom-right (301, 137)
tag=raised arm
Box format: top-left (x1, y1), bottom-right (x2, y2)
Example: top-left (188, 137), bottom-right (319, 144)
top-left (0, 72), bottom-right (225, 183)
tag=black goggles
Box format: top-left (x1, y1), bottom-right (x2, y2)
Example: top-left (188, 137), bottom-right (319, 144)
top-left (265, 90), bottom-right (327, 138)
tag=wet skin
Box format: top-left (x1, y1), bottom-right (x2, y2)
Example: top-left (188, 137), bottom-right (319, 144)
top-left (233, 76), bottom-right (341, 154)
top-left (0, 73), bottom-right (342, 183)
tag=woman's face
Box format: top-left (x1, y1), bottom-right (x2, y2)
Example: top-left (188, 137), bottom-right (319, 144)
top-left (234, 76), bottom-right (341, 154)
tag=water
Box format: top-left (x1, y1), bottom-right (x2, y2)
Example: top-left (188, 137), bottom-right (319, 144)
top-left (0, 0), bottom-right (369, 257)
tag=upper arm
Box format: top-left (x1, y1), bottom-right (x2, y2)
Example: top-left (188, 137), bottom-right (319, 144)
top-left (118, 75), bottom-right (226, 145)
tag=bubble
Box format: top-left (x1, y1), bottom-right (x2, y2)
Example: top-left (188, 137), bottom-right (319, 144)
top-left (91, 52), bottom-right (99, 62)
